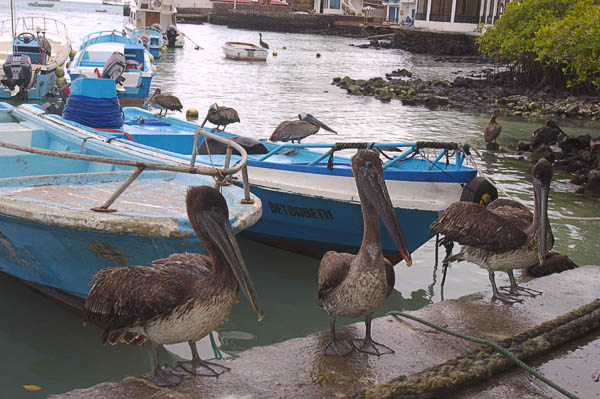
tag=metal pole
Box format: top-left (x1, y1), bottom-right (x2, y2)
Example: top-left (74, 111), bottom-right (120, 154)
top-left (190, 129), bottom-right (200, 168)
top-left (10, 0), bottom-right (16, 54)
top-left (91, 165), bottom-right (146, 212)
top-left (240, 166), bottom-right (253, 204)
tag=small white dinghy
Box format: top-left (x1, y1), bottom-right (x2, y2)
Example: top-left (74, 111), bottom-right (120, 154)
top-left (222, 42), bottom-right (268, 62)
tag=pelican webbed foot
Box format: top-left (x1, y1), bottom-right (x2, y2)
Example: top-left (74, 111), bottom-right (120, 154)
top-left (153, 364), bottom-right (184, 386)
top-left (324, 339), bottom-right (354, 357)
top-left (354, 337), bottom-right (394, 356)
top-left (498, 285), bottom-right (542, 298)
top-left (491, 291), bottom-right (523, 304)
top-left (177, 359), bottom-right (231, 377)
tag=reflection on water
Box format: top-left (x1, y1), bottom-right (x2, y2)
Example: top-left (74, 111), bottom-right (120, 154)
top-left (0, 1), bottom-right (599, 397)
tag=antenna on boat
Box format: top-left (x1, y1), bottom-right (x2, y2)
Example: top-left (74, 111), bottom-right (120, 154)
top-left (10, 0), bottom-right (16, 54)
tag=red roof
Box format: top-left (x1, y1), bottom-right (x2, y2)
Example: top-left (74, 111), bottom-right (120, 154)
top-left (212, 0), bottom-right (288, 5)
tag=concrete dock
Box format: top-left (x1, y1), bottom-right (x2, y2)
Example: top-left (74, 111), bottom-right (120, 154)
top-left (52, 267), bottom-right (600, 399)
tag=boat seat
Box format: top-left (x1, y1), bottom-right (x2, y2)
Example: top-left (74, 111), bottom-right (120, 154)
top-left (198, 136), bottom-right (268, 156)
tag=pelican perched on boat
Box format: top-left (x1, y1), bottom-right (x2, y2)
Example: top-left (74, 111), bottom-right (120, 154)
top-left (84, 186), bottom-right (263, 387)
top-left (201, 103), bottom-right (240, 131)
top-left (530, 120), bottom-right (566, 149)
top-left (144, 88), bottom-right (183, 117)
top-left (259, 33), bottom-right (269, 49)
top-left (270, 113), bottom-right (337, 144)
top-left (429, 158), bottom-right (554, 303)
top-left (484, 108), bottom-right (502, 144)
top-left (318, 149), bottom-right (412, 357)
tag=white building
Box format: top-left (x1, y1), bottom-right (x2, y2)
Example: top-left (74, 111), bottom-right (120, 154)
top-left (413, 0), bottom-right (510, 32)
top-left (382, 0), bottom-right (416, 23)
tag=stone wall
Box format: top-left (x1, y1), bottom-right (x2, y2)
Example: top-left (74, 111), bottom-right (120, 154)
top-left (392, 28), bottom-right (478, 56)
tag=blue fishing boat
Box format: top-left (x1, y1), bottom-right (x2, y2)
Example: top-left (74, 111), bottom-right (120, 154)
top-left (134, 27), bottom-right (165, 60)
top-left (67, 30), bottom-right (154, 105)
top-left (51, 106), bottom-right (485, 263)
top-left (0, 17), bottom-right (71, 100)
top-left (0, 102), bottom-right (261, 298)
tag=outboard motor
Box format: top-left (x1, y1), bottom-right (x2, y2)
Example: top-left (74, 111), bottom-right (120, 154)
top-left (1, 54), bottom-right (33, 98)
top-left (101, 51), bottom-right (126, 87)
top-left (166, 24), bottom-right (178, 48)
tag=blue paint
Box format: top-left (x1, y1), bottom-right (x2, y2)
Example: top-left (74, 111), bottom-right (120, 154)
top-left (134, 29), bottom-right (164, 59)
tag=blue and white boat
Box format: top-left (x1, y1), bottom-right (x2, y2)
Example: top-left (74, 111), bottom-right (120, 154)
top-left (67, 30), bottom-right (154, 105)
top-left (135, 27), bottom-right (164, 59)
top-left (0, 17), bottom-right (71, 100)
top-left (50, 106), bottom-right (482, 263)
top-left (0, 102), bottom-right (261, 298)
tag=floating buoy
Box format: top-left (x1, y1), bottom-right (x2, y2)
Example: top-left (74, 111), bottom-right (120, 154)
top-left (55, 67), bottom-right (64, 78)
top-left (148, 53), bottom-right (154, 62)
top-left (194, 45), bottom-right (200, 50)
top-left (316, 53), bottom-right (321, 58)
top-left (23, 385), bottom-right (42, 391)
top-left (282, 46), bottom-right (287, 49)
top-left (186, 108), bottom-right (199, 120)
top-left (273, 51), bottom-right (278, 56)
top-left (69, 49), bottom-right (76, 59)
top-left (56, 77), bottom-right (67, 89)
top-left (152, 65), bottom-right (157, 74)
top-left (160, 46), bottom-right (167, 53)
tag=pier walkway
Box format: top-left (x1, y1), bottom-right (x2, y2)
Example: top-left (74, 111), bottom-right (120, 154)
top-left (52, 266), bottom-right (600, 399)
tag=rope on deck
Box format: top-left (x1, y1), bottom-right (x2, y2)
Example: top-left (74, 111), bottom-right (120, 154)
top-left (347, 300), bottom-right (600, 399)
top-left (326, 142), bottom-right (374, 169)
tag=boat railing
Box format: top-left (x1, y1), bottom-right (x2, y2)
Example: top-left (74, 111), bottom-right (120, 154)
top-left (1, 107), bottom-right (255, 211)
top-left (256, 140), bottom-right (470, 171)
top-left (79, 30), bottom-right (143, 48)
top-left (0, 16), bottom-right (69, 39)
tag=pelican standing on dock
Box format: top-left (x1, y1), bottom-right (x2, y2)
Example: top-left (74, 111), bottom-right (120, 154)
top-left (85, 186), bottom-right (263, 386)
top-left (270, 113), bottom-right (337, 144)
top-left (429, 158), bottom-right (554, 303)
top-left (144, 88), bottom-right (183, 117)
top-left (484, 108), bottom-right (502, 144)
top-left (318, 150), bottom-right (412, 357)
top-left (259, 33), bottom-right (269, 49)
top-left (201, 103), bottom-right (240, 131)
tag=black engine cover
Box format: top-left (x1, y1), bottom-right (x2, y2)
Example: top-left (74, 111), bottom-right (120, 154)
top-left (101, 51), bottom-right (126, 85)
top-left (1, 54), bottom-right (33, 93)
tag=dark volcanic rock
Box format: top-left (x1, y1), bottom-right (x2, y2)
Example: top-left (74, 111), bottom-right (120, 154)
top-left (586, 169), bottom-right (600, 195)
top-left (527, 251), bottom-right (578, 277)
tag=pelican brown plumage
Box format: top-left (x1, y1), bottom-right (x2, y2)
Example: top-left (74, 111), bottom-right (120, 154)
top-left (530, 120), bottom-right (566, 149)
top-left (429, 158), bottom-right (554, 303)
top-left (259, 33), bottom-right (269, 49)
top-left (484, 108), bottom-right (502, 144)
top-left (84, 186), bottom-right (263, 387)
top-left (200, 103), bottom-right (240, 131)
top-left (318, 149), bottom-right (412, 357)
top-left (270, 113), bottom-right (337, 144)
top-left (144, 88), bottom-right (183, 117)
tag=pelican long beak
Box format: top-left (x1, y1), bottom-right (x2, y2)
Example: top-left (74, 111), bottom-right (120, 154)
top-left (202, 212), bottom-right (264, 321)
top-left (533, 176), bottom-right (550, 264)
top-left (200, 114), bottom-right (209, 128)
top-left (304, 114), bottom-right (337, 134)
top-left (357, 163), bottom-right (412, 266)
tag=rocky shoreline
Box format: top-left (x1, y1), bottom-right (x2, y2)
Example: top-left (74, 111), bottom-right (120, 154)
top-left (332, 69), bottom-right (600, 120)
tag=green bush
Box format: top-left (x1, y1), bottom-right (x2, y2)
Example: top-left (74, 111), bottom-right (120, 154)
top-left (478, 0), bottom-right (600, 91)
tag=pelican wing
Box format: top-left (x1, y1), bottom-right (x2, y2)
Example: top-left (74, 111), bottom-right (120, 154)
top-left (428, 202), bottom-right (527, 252)
top-left (270, 120), bottom-right (318, 142)
top-left (317, 251), bottom-right (352, 306)
top-left (487, 198), bottom-right (532, 231)
top-left (85, 253), bottom-right (210, 330)
top-left (484, 121), bottom-right (502, 143)
top-left (218, 107), bottom-right (240, 124)
top-left (156, 95), bottom-right (183, 111)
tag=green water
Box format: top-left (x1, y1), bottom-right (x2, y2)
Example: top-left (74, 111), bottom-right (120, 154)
top-left (0, 0), bottom-right (599, 397)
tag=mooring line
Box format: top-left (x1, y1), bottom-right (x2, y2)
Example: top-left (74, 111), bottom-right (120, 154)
top-left (386, 311), bottom-right (581, 399)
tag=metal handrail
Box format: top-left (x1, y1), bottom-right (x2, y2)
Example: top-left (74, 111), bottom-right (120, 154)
top-left (0, 16), bottom-right (69, 38)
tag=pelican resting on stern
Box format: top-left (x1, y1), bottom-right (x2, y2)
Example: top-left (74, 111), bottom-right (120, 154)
top-left (259, 33), bottom-right (269, 49)
top-left (318, 149), bottom-right (412, 357)
top-left (270, 113), bottom-right (337, 144)
top-left (84, 186), bottom-right (263, 386)
top-left (201, 103), bottom-right (240, 131)
top-left (144, 88), bottom-right (183, 117)
top-left (428, 158), bottom-right (554, 304)
top-left (484, 108), bottom-right (502, 144)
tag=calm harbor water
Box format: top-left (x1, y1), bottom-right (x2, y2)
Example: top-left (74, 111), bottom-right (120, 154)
top-left (1, 1), bottom-right (600, 397)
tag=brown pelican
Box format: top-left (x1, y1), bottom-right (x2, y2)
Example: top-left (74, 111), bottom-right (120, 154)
top-left (270, 113), bottom-right (337, 144)
top-left (429, 158), bottom-right (554, 303)
top-left (201, 103), bottom-right (240, 131)
top-left (531, 120), bottom-right (566, 149)
top-left (318, 149), bottom-right (412, 356)
top-left (144, 88), bottom-right (183, 117)
top-left (259, 33), bottom-right (269, 49)
top-left (484, 108), bottom-right (502, 144)
top-left (84, 186), bottom-right (263, 386)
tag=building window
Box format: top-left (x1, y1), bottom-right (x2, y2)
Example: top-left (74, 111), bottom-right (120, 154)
top-left (415, 0), bottom-right (428, 20)
top-left (454, 0), bottom-right (480, 23)
top-left (429, 0), bottom-right (451, 21)
top-left (330, 0), bottom-right (340, 8)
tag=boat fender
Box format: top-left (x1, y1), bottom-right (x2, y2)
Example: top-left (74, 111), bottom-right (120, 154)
top-left (55, 67), bottom-right (64, 78)
top-left (459, 176), bottom-right (498, 206)
top-left (151, 0), bottom-right (162, 9)
top-left (186, 108), bottom-right (199, 120)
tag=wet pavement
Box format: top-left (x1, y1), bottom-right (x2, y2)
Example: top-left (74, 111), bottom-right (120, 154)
top-left (51, 266), bottom-right (600, 399)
